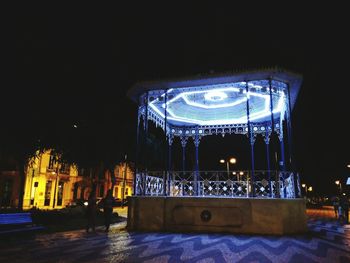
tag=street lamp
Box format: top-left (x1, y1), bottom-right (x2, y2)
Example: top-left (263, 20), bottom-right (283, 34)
top-left (335, 180), bottom-right (342, 193)
top-left (239, 171), bottom-right (244, 182)
top-left (229, 158), bottom-right (236, 164)
top-left (121, 154), bottom-right (128, 208)
top-left (220, 158), bottom-right (236, 177)
top-left (301, 184), bottom-right (306, 196)
top-left (347, 164), bottom-right (350, 168)
top-left (52, 164), bottom-right (60, 209)
top-left (301, 184), bottom-right (311, 197)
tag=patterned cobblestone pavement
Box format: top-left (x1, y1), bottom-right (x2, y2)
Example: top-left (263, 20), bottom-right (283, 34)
top-left (0, 206), bottom-right (349, 263)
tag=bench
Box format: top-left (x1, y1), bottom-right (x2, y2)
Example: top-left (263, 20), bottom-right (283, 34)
top-left (0, 213), bottom-right (45, 237)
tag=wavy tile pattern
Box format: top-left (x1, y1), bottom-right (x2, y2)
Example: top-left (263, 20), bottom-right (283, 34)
top-left (0, 208), bottom-right (349, 263)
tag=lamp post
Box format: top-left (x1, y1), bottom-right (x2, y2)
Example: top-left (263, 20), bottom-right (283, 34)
top-left (301, 183), bottom-right (311, 197)
top-left (239, 171), bottom-right (244, 182)
top-left (29, 166), bottom-right (36, 206)
top-left (220, 158), bottom-right (236, 177)
top-left (121, 154), bottom-right (127, 208)
top-left (335, 180), bottom-right (342, 193)
top-left (52, 164), bottom-right (60, 209)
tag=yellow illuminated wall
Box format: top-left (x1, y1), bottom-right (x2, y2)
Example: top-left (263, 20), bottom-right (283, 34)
top-left (23, 150), bottom-right (134, 209)
top-left (113, 163), bottom-right (133, 200)
top-left (23, 150), bottom-right (81, 209)
top-left (23, 151), bottom-right (133, 209)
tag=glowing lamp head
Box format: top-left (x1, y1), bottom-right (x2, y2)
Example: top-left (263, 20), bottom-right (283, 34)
top-left (232, 172), bottom-right (236, 175)
top-left (84, 202), bottom-right (88, 206)
top-left (239, 171), bottom-right (244, 175)
top-left (308, 186), bottom-right (313, 191)
top-left (220, 159), bottom-right (225, 164)
top-left (229, 158), bottom-right (236, 164)
top-left (301, 184), bottom-right (306, 188)
top-left (347, 164), bottom-right (350, 168)
top-left (335, 180), bottom-right (340, 185)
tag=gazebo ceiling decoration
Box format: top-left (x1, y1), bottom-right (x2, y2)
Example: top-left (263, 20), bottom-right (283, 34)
top-left (148, 82), bottom-right (285, 126)
top-left (128, 70), bottom-right (302, 139)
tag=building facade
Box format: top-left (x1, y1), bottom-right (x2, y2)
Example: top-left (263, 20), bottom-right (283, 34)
top-left (23, 150), bottom-right (81, 209)
top-left (0, 170), bottom-right (20, 208)
top-left (0, 150), bottom-right (134, 210)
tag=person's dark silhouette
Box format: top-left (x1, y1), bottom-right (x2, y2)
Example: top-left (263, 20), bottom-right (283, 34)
top-left (86, 191), bottom-right (97, 233)
top-left (332, 196), bottom-right (340, 219)
top-left (101, 190), bottom-right (115, 232)
top-left (340, 195), bottom-right (349, 224)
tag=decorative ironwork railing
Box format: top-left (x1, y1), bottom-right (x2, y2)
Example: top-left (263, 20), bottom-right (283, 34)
top-left (135, 170), bottom-right (300, 198)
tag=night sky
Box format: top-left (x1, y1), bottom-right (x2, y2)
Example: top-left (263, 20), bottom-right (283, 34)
top-left (4, 4), bottom-right (350, 196)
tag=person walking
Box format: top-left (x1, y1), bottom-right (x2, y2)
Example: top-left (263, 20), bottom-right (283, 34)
top-left (340, 195), bottom-right (349, 224)
top-left (101, 189), bottom-right (115, 232)
top-left (86, 191), bottom-right (97, 233)
top-left (332, 196), bottom-right (340, 219)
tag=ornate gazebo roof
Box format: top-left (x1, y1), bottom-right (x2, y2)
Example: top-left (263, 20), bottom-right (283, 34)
top-left (128, 68), bottom-right (302, 139)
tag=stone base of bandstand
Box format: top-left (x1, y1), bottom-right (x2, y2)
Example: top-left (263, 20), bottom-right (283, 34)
top-left (127, 196), bottom-right (307, 235)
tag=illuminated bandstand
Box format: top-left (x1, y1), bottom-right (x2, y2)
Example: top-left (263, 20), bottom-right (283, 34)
top-left (127, 69), bottom-right (307, 235)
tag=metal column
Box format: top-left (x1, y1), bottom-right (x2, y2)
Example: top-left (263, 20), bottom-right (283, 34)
top-left (167, 135), bottom-right (173, 196)
top-left (194, 130), bottom-right (200, 196)
top-left (181, 136), bottom-right (187, 173)
top-left (279, 132), bottom-right (287, 198)
top-left (264, 128), bottom-right (272, 197)
top-left (163, 89), bottom-right (168, 196)
top-left (269, 78), bottom-right (279, 197)
top-left (133, 106), bottom-right (141, 196)
top-left (279, 132), bottom-right (286, 172)
top-left (286, 82), bottom-right (299, 197)
top-left (245, 81), bottom-right (255, 197)
top-left (143, 92), bottom-right (150, 196)
top-left (286, 83), bottom-right (294, 170)
top-left (180, 136), bottom-right (187, 196)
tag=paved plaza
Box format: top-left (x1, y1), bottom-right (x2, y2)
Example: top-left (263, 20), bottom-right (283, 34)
top-left (0, 206), bottom-right (349, 263)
